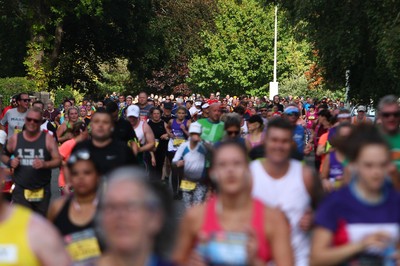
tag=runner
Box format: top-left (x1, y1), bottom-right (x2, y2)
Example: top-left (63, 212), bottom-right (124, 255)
top-left (57, 106), bottom-right (79, 144)
top-left (172, 122), bottom-right (207, 208)
top-left (148, 107), bottom-right (169, 181)
top-left (173, 141), bottom-right (294, 265)
top-left (57, 121), bottom-right (88, 195)
top-left (1, 92), bottom-right (30, 139)
top-left (43, 100), bottom-right (60, 127)
top-left (72, 109), bottom-right (137, 176)
top-left (351, 105), bottom-right (372, 125)
top-left (197, 103), bottom-right (224, 145)
top-left (167, 106), bottom-right (191, 199)
top-left (311, 124), bottom-right (400, 265)
top-left (245, 115), bottom-right (265, 151)
top-left (32, 100), bottom-right (57, 138)
top-left (1, 107), bottom-right (61, 216)
top-left (250, 117), bottom-right (323, 266)
top-left (137, 91), bottom-right (152, 121)
top-left (96, 167), bottom-right (173, 266)
top-left (48, 152), bottom-right (102, 265)
top-left (0, 169), bottom-right (70, 265)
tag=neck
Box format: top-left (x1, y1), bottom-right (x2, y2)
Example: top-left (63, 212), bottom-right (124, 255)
top-left (219, 190), bottom-right (251, 212)
top-left (152, 118), bottom-right (160, 123)
top-left (189, 140), bottom-right (198, 149)
top-left (355, 180), bottom-right (383, 203)
top-left (24, 130), bottom-right (40, 139)
top-left (110, 243), bottom-right (152, 266)
top-left (17, 106), bottom-right (26, 113)
top-left (74, 192), bottom-right (97, 204)
top-left (92, 138), bottom-right (112, 148)
top-left (264, 158), bottom-right (290, 179)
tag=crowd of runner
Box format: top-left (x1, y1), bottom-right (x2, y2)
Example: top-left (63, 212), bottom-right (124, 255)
top-left (0, 90), bottom-right (399, 266)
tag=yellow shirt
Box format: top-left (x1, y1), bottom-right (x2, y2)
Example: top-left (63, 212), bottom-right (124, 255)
top-left (0, 206), bottom-right (40, 266)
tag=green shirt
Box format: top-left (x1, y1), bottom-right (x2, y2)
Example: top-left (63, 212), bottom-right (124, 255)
top-left (385, 133), bottom-right (400, 171)
top-left (197, 118), bottom-right (224, 144)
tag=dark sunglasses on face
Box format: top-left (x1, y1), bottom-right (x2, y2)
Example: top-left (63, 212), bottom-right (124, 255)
top-left (21, 99), bottom-right (31, 103)
top-left (26, 117), bottom-right (40, 124)
top-left (227, 130), bottom-right (240, 136)
top-left (382, 111), bottom-right (400, 118)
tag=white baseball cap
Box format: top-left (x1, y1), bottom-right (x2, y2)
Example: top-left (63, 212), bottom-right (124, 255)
top-left (127, 105), bottom-right (140, 117)
top-left (202, 103), bottom-right (210, 109)
top-left (357, 105), bottom-right (366, 112)
top-left (189, 122), bottom-right (202, 134)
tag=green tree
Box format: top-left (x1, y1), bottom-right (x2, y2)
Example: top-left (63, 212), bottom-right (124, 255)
top-left (278, 0), bottom-right (400, 103)
top-left (188, 0), bottom-right (315, 97)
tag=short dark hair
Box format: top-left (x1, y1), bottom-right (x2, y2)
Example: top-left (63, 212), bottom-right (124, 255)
top-left (32, 100), bottom-right (44, 109)
top-left (346, 124), bottom-right (389, 162)
top-left (16, 93), bottom-right (28, 102)
top-left (105, 101), bottom-right (118, 114)
top-left (266, 117), bottom-right (294, 133)
top-left (92, 108), bottom-right (113, 122)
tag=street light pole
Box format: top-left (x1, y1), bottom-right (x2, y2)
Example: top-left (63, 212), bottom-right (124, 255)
top-left (269, 5), bottom-right (279, 100)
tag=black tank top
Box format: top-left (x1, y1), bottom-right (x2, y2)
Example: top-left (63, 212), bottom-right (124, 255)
top-left (53, 197), bottom-right (103, 263)
top-left (53, 197), bottom-right (95, 236)
top-left (14, 132), bottom-right (51, 189)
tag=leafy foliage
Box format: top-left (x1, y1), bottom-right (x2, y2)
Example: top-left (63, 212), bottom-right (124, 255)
top-left (0, 77), bottom-right (37, 106)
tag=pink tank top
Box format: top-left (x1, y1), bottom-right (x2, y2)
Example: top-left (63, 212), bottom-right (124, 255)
top-left (200, 196), bottom-right (271, 262)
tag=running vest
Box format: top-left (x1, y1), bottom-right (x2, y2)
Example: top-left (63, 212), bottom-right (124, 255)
top-left (53, 197), bottom-right (101, 264)
top-left (200, 196), bottom-right (271, 263)
top-left (197, 118), bottom-right (224, 144)
top-left (134, 120), bottom-right (146, 146)
top-left (168, 119), bottom-right (188, 151)
top-left (328, 151), bottom-right (344, 180)
top-left (14, 132), bottom-right (51, 189)
top-left (250, 159), bottom-right (311, 266)
top-left (0, 206), bottom-right (40, 266)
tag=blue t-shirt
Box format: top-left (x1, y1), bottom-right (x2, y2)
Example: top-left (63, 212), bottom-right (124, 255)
top-left (315, 181), bottom-right (400, 265)
top-left (293, 125), bottom-right (305, 155)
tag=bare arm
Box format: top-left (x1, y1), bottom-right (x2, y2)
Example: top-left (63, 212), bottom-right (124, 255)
top-left (138, 123), bottom-right (155, 153)
top-left (172, 206), bottom-right (203, 265)
top-left (29, 214), bottom-right (71, 266)
top-left (265, 207), bottom-right (294, 266)
top-left (310, 227), bottom-right (364, 266)
top-left (1, 134), bottom-right (16, 165)
top-left (56, 123), bottom-right (71, 143)
top-left (44, 134), bottom-right (62, 169)
top-left (47, 197), bottom-right (67, 222)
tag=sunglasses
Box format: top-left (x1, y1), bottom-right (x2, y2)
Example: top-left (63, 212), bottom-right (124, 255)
top-left (26, 117), bottom-right (40, 124)
top-left (68, 149), bottom-right (90, 165)
top-left (227, 130), bottom-right (240, 136)
top-left (382, 111), bottom-right (400, 118)
top-left (21, 99), bottom-right (31, 103)
top-left (260, 109), bottom-right (268, 112)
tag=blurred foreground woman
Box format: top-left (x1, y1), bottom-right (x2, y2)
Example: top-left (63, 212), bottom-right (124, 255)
top-left (97, 167), bottom-right (174, 266)
top-left (48, 151), bottom-right (102, 265)
top-left (173, 141), bottom-right (293, 266)
top-left (311, 125), bottom-right (400, 266)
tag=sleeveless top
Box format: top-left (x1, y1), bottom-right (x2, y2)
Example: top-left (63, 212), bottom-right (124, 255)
top-left (148, 120), bottom-right (168, 152)
top-left (200, 196), bottom-right (271, 262)
top-left (240, 120), bottom-right (248, 138)
top-left (250, 159), bottom-right (310, 266)
top-left (0, 206), bottom-right (40, 266)
top-left (53, 197), bottom-right (101, 265)
top-left (246, 132), bottom-right (265, 148)
top-left (328, 151), bottom-right (344, 180)
top-left (168, 119), bottom-right (188, 152)
top-left (14, 132), bottom-right (51, 189)
top-left (134, 120), bottom-right (146, 145)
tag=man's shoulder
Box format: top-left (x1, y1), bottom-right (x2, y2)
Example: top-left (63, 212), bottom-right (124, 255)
top-left (72, 139), bottom-right (92, 151)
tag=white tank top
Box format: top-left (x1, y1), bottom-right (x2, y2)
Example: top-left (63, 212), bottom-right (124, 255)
top-left (250, 159), bottom-right (310, 266)
top-left (134, 120), bottom-right (145, 145)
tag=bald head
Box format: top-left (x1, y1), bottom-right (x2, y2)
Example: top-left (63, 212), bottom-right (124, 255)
top-left (209, 103), bottom-right (222, 122)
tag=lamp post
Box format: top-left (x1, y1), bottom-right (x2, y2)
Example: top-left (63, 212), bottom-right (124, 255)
top-left (269, 5), bottom-right (279, 100)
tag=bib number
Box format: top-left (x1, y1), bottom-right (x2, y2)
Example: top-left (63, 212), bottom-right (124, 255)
top-left (67, 237), bottom-right (101, 262)
top-left (0, 245), bottom-right (17, 263)
top-left (24, 188), bottom-right (44, 202)
top-left (180, 180), bottom-right (197, 191)
top-left (173, 138), bottom-right (185, 147)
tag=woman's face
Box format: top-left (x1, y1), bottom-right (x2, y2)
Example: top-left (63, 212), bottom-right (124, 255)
top-left (248, 122), bottom-right (261, 133)
top-left (80, 108), bottom-right (87, 117)
top-left (69, 109), bottom-right (79, 122)
top-left (70, 160), bottom-right (98, 195)
top-left (212, 145), bottom-right (250, 195)
top-left (177, 109), bottom-right (186, 120)
top-left (225, 125), bottom-right (240, 139)
top-left (152, 110), bottom-right (161, 121)
top-left (355, 144), bottom-right (390, 192)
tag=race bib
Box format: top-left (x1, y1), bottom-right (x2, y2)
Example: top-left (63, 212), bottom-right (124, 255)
top-left (173, 138), bottom-right (185, 147)
top-left (197, 232), bottom-right (248, 266)
top-left (65, 229), bottom-right (101, 263)
top-left (24, 188), bottom-right (44, 202)
top-left (0, 245), bottom-right (17, 263)
top-left (180, 180), bottom-right (197, 191)
top-left (155, 139), bottom-right (160, 148)
top-left (14, 128), bottom-right (22, 135)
